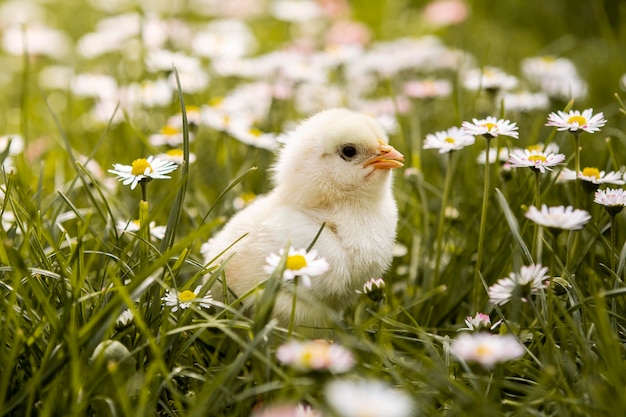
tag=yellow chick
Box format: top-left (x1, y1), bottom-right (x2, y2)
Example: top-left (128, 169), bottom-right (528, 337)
top-left (202, 108), bottom-right (404, 329)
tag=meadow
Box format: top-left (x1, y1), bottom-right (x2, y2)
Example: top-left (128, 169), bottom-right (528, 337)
top-left (2, 0), bottom-right (626, 415)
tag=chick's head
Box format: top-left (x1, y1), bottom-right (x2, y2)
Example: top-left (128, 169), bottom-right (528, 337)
top-left (273, 108), bottom-right (404, 207)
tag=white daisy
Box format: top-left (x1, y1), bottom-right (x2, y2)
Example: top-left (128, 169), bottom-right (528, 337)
top-left (450, 332), bottom-right (525, 369)
top-left (156, 149), bottom-right (197, 165)
top-left (501, 91), bottom-right (549, 112)
top-left (558, 167), bottom-right (625, 186)
top-left (264, 247), bottom-right (329, 287)
top-left (403, 78), bottom-right (452, 99)
top-left (507, 148), bottom-right (566, 173)
top-left (423, 126), bottom-right (476, 153)
top-left (108, 156), bottom-right (179, 190)
top-left (461, 116), bottom-right (519, 139)
top-left (463, 66), bottom-right (518, 92)
top-left (488, 264), bottom-right (550, 306)
top-left (115, 309), bottom-right (134, 328)
top-left (276, 340), bottom-right (354, 373)
top-left (324, 379), bottom-right (414, 417)
top-left (148, 125), bottom-right (195, 147)
top-left (525, 205), bottom-right (591, 231)
top-left (476, 147), bottom-right (510, 165)
top-left (161, 285), bottom-right (212, 312)
top-left (594, 188), bottom-right (626, 215)
top-left (459, 312), bottom-right (499, 332)
top-left (361, 277), bottom-right (386, 302)
top-left (545, 108), bottom-right (606, 134)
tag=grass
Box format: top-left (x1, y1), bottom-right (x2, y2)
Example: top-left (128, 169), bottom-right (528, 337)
top-left (2, 0), bottom-right (626, 416)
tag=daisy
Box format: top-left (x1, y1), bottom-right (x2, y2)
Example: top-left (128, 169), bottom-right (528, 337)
top-left (594, 188), bottom-right (626, 215)
top-left (403, 78), bottom-right (452, 99)
top-left (115, 309), bottom-right (134, 329)
top-left (156, 149), bottom-right (197, 165)
top-left (324, 379), bottom-right (414, 417)
top-left (525, 205), bottom-right (591, 231)
top-left (463, 66), bottom-right (518, 92)
top-left (450, 332), bottom-right (525, 369)
top-left (162, 285), bottom-right (212, 312)
top-left (545, 108), bottom-right (606, 134)
top-left (501, 91), bottom-right (549, 112)
top-left (423, 126), bottom-right (475, 153)
top-left (108, 155), bottom-right (179, 190)
top-left (488, 264), bottom-right (550, 306)
top-left (360, 277), bottom-right (386, 302)
top-left (264, 247), bottom-right (330, 287)
top-left (476, 147), bottom-right (510, 165)
top-left (459, 312), bottom-right (500, 332)
top-left (558, 167), bottom-right (625, 186)
top-left (276, 340), bottom-right (355, 373)
top-left (461, 116), bottom-right (519, 139)
top-left (148, 125), bottom-right (195, 147)
top-left (507, 148), bottom-right (566, 173)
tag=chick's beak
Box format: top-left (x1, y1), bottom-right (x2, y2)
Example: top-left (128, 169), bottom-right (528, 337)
top-left (363, 140), bottom-right (405, 169)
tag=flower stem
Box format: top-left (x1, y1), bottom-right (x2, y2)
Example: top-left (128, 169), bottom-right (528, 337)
top-left (474, 137), bottom-right (492, 309)
top-left (434, 152), bottom-right (454, 287)
top-left (610, 214), bottom-right (617, 273)
top-left (288, 278), bottom-right (298, 337)
top-left (532, 171), bottom-right (542, 260)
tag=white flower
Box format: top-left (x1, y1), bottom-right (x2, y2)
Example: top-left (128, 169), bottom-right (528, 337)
top-left (546, 108), bottom-right (606, 134)
top-left (403, 78), bottom-right (452, 98)
top-left (525, 205), bottom-right (591, 231)
top-left (501, 91), bottom-right (549, 112)
top-left (108, 156), bottom-right (179, 190)
top-left (488, 264), bottom-right (550, 306)
top-left (463, 66), bottom-right (518, 92)
top-left (450, 332), bottom-right (525, 369)
top-left (522, 56), bottom-right (588, 100)
top-left (476, 147), bottom-right (510, 165)
top-left (115, 309), bottom-right (134, 328)
top-left (325, 379), bottom-right (414, 417)
top-left (276, 340), bottom-right (354, 373)
top-left (156, 149), bottom-right (197, 165)
top-left (360, 277), bottom-right (386, 302)
top-left (264, 247), bottom-right (329, 287)
top-left (461, 116), bottom-right (519, 139)
top-left (594, 188), bottom-right (626, 215)
top-left (162, 285), bottom-right (212, 312)
top-left (148, 125), bottom-right (195, 147)
top-left (558, 167), bottom-right (625, 186)
top-left (460, 312), bottom-right (499, 332)
top-left (423, 126), bottom-right (475, 153)
top-left (507, 148), bottom-right (566, 173)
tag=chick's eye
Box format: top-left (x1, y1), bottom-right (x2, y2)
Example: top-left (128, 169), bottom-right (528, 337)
top-left (341, 145), bottom-right (357, 160)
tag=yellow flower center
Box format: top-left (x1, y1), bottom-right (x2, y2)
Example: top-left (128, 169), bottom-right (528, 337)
top-left (178, 290), bottom-right (196, 303)
top-left (582, 167), bottom-right (600, 179)
top-left (160, 125), bottom-right (179, 135)
top-left (476, 344), bottom-right (492, 357)
top-left (209, 96), bottom-right (224, 107)
top-left (286, 254), bottom-right (307, 271)
top-left (444, 137), bottom-right (456, 144)
top-left (482, 122), bottom-right (497, 131)
top-left (249, 127), bottom-right (263, 137)
top-left (166, 149), bottom-right (184, 157)
top-left (131, 220), bottom-right (141, 227)
top-left (131, 158), bottom-right (153, 176)
top-left (528, 155), bottom-right (547, 163)
top-left (526, 144), bottom-right (542, 152)
top-left (567, 115), bottom-right (587, 126)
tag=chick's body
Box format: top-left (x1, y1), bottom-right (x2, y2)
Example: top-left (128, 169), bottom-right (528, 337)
top-left (202, 108), bottom-right (404, 328)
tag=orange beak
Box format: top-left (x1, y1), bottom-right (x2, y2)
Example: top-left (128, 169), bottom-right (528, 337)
top-left (363, 140), bottom-right (405, 169)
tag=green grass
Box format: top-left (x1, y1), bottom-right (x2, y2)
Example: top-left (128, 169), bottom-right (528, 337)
top-left (2, 0), bottom-right (626, 416)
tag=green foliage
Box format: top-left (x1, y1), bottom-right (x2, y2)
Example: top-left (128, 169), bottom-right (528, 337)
top-left (1, 1), bottom-right (626, 416)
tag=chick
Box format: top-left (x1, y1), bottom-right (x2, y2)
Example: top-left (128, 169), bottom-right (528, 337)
top-left (202, 108), bottom-right (404, 329)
